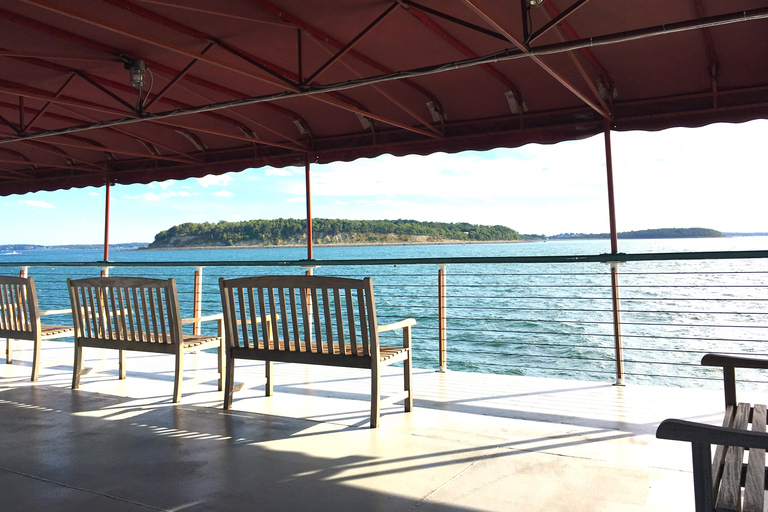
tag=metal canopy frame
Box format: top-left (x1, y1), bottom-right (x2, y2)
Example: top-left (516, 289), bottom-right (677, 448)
top-left (0, 0), bottom-right (766, 196)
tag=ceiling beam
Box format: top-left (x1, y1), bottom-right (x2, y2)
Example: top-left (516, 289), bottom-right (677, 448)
top-left (406, 6), bottom-right (525, 109)
top-left (528, 0), bottom-right (592, 44)
top-left (459, 0), bottom-right (610, 119)
top-left (143, 44), bottom-right (212, 111)
top-left (0, 50), bottom-right (115, 63)
top-left (133, 0), bottom-right (300, 29)
top-left (0, 155), bottom-right (105, 173)
top-left (247, 0), bottom-right (447, 125)
top-left (537, 3), bottom-right (610, 115)
top-left (19, 140), bottom-right (110, 170)
top-left (305, 3), bottom-right (398, 85)
top-left (23, 74), bottom-right (76, 133)
top-left (48, 136), bottom-right (202, 164)
top-left (0, 81), bottom-right (135, 118)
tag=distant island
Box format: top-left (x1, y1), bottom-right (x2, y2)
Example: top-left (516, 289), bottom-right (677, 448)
top-left (0, 243), bottom-right (147, 252)
top-left (148, 219), bottom-right (530, 249)
top-left (550, 228), bottom-right (724, 240)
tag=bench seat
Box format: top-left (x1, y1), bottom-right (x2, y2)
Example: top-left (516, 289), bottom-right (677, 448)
top-left (657, 354), bottom-right (768, 512)
top-left (219, 275), bottom-right (415, 428)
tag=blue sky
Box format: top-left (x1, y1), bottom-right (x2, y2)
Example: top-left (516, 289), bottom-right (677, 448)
top-left (3, 119), bottom-right (767, 245)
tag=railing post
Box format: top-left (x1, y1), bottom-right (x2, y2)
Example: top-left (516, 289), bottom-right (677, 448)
top-left (99, 267), bottom-right (111, 277)
top-left (193, 266), bottom-right (203, 335)
top-left (438, 264), bottom-right (447, 373)
top-left (609, 261), bottom-right (625, 385)
top-left (19, 266), bottom-right (28, 278)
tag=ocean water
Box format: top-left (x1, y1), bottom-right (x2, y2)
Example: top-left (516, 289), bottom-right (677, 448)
top-left (3, 237), bottom-right (767, 389)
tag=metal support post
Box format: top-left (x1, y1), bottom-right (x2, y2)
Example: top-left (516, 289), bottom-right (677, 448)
top-left (305, 156), bottom-right (313, 261)
top-left (438, 264), bottom-right (447, 372)
top-left (604, 120), bottom-right (625, 385)
top-left (103, 180), bottom-right (111, 262)
top-left (609, 262), bottom-right (624, 385)
top-left (19, 266), bottom-right (28, 278)
top-left (193, 266), bottom-right (203, 335)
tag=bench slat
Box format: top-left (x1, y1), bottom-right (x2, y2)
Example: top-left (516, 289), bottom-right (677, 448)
top-left (713, 405), bottom-right (737, 495)
top-left (717, 402), bottom-right (751, 512)
top-left (334, 288), bottom-right (346, 357)
top-left (744, 404), bottom-right (767, 512)
top-left (345, 289), bottom-right (358, 355)
top-left (358, 288), bottom-right (369, 357)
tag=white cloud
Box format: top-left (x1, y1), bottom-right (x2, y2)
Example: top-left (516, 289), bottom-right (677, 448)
top-left (124, 191), bottom-right (197, 202)
top-left (23, 200), bottom-right (55, 209)
top-left (285, 196), bottom-right (305, 203)
top-left (196, 174), bottom-right (233, 187)
top-left (212, 190), bottom-right (233, 197)
top-left (265, 168), bottom-right (293, 177)
top-left (89, 192), bottom-right (100, 197)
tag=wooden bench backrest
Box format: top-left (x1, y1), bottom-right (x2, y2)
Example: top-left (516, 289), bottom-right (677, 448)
top-left (0, 275), bottom-right (39, 341)
top-left (219, 275), bottom-right (380, 358)
top-left (67, 277), bottom-right (183, 347)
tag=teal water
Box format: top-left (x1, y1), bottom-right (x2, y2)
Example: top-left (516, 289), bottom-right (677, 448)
top-left (2, 237), bottom-right (768, 389)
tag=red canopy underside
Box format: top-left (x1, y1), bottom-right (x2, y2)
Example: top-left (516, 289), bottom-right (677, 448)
top-left (1, 0), bottom-right (767, 196)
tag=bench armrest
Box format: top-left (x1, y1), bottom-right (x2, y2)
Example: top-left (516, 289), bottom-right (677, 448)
top-left (378, 318), bottom-right (416, 334)
top-left (39, 308), bottom-right (72, 316)
top-left (702, 353), bottom-right (768, 370)
top-left (657, 418), bottom-right (768, 450)
top-left (182, 313), bottom-right (224, 325)
top-left (702, 353), bottom-right (768, 407)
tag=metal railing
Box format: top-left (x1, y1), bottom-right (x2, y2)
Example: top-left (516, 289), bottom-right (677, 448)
top-left (2, 250), bottom-right (767, 390)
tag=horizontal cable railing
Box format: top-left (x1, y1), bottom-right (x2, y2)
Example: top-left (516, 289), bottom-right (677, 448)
top-left (2, 250), bottom-right (767, 391)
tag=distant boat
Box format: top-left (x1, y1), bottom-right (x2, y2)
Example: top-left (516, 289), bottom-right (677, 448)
top-left (2, 251), bottom-right (21, 255)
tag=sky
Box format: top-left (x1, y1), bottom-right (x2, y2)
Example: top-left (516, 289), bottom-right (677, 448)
top-left (3, 119), bottom-right (767, 245)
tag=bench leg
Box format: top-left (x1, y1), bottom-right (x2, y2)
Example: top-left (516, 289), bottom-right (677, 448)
top-left (691, 441), bottom-right (714, 512)
top-left (404, 326), bottom-right (413, 413)
top-left (223, 353), bottom-right (235, 410)
top-left (72, 344), bottom-right (83, 389)
top-left (265, 361), bottom-right (273, 396)
top-left (31, 335), bottom-right (41, 382)
top-left (371, 363), bottom-right (381, 428)
top-left (118, 349), bottom-right (126, 380)
top-left (173, 353), bottom-right (183, 403)
top-left (6, 338), bottom-right (12, 364)
top-left (217, 337), bottom-right (227, 391)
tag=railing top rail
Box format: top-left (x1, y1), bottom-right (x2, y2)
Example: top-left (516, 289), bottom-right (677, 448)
top-left (1, 250), bottom-right (768, 269)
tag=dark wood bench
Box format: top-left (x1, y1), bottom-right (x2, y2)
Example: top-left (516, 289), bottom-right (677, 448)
top-left (657, 354), bottom-right (768, 512)
top-left (68, 277), bottom-right (225, 402)
top-left (1, 275), bottom-right (73, 381)
top-left (218, 275), bottom-right (415, 428)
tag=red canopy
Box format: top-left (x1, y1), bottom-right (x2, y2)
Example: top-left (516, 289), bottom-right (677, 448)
top-left (1, 0), bottom-right (767, 196)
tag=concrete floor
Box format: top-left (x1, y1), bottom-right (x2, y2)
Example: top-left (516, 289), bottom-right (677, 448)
top-left (0, 340), bottom-right (756, 511)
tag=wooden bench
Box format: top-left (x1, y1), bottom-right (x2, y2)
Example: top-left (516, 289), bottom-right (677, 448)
top-left (67, 277), bottom-right (225, 403)
top-left (1, 275), bottom-right (73, 381)
top-left (218, 275), bottom-right (415, 428)
top-left (657, 354), bottom-right (768, 512)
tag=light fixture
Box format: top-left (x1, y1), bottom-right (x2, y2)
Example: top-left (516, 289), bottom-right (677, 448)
top-left (426, 101), bottom-right (446, 123)
top-left (125, 58), bottom-right (146, 90)
top-left (528, 0), bottom-right (544, 6)
top-left (355, 112), bottom-right (372, 130)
